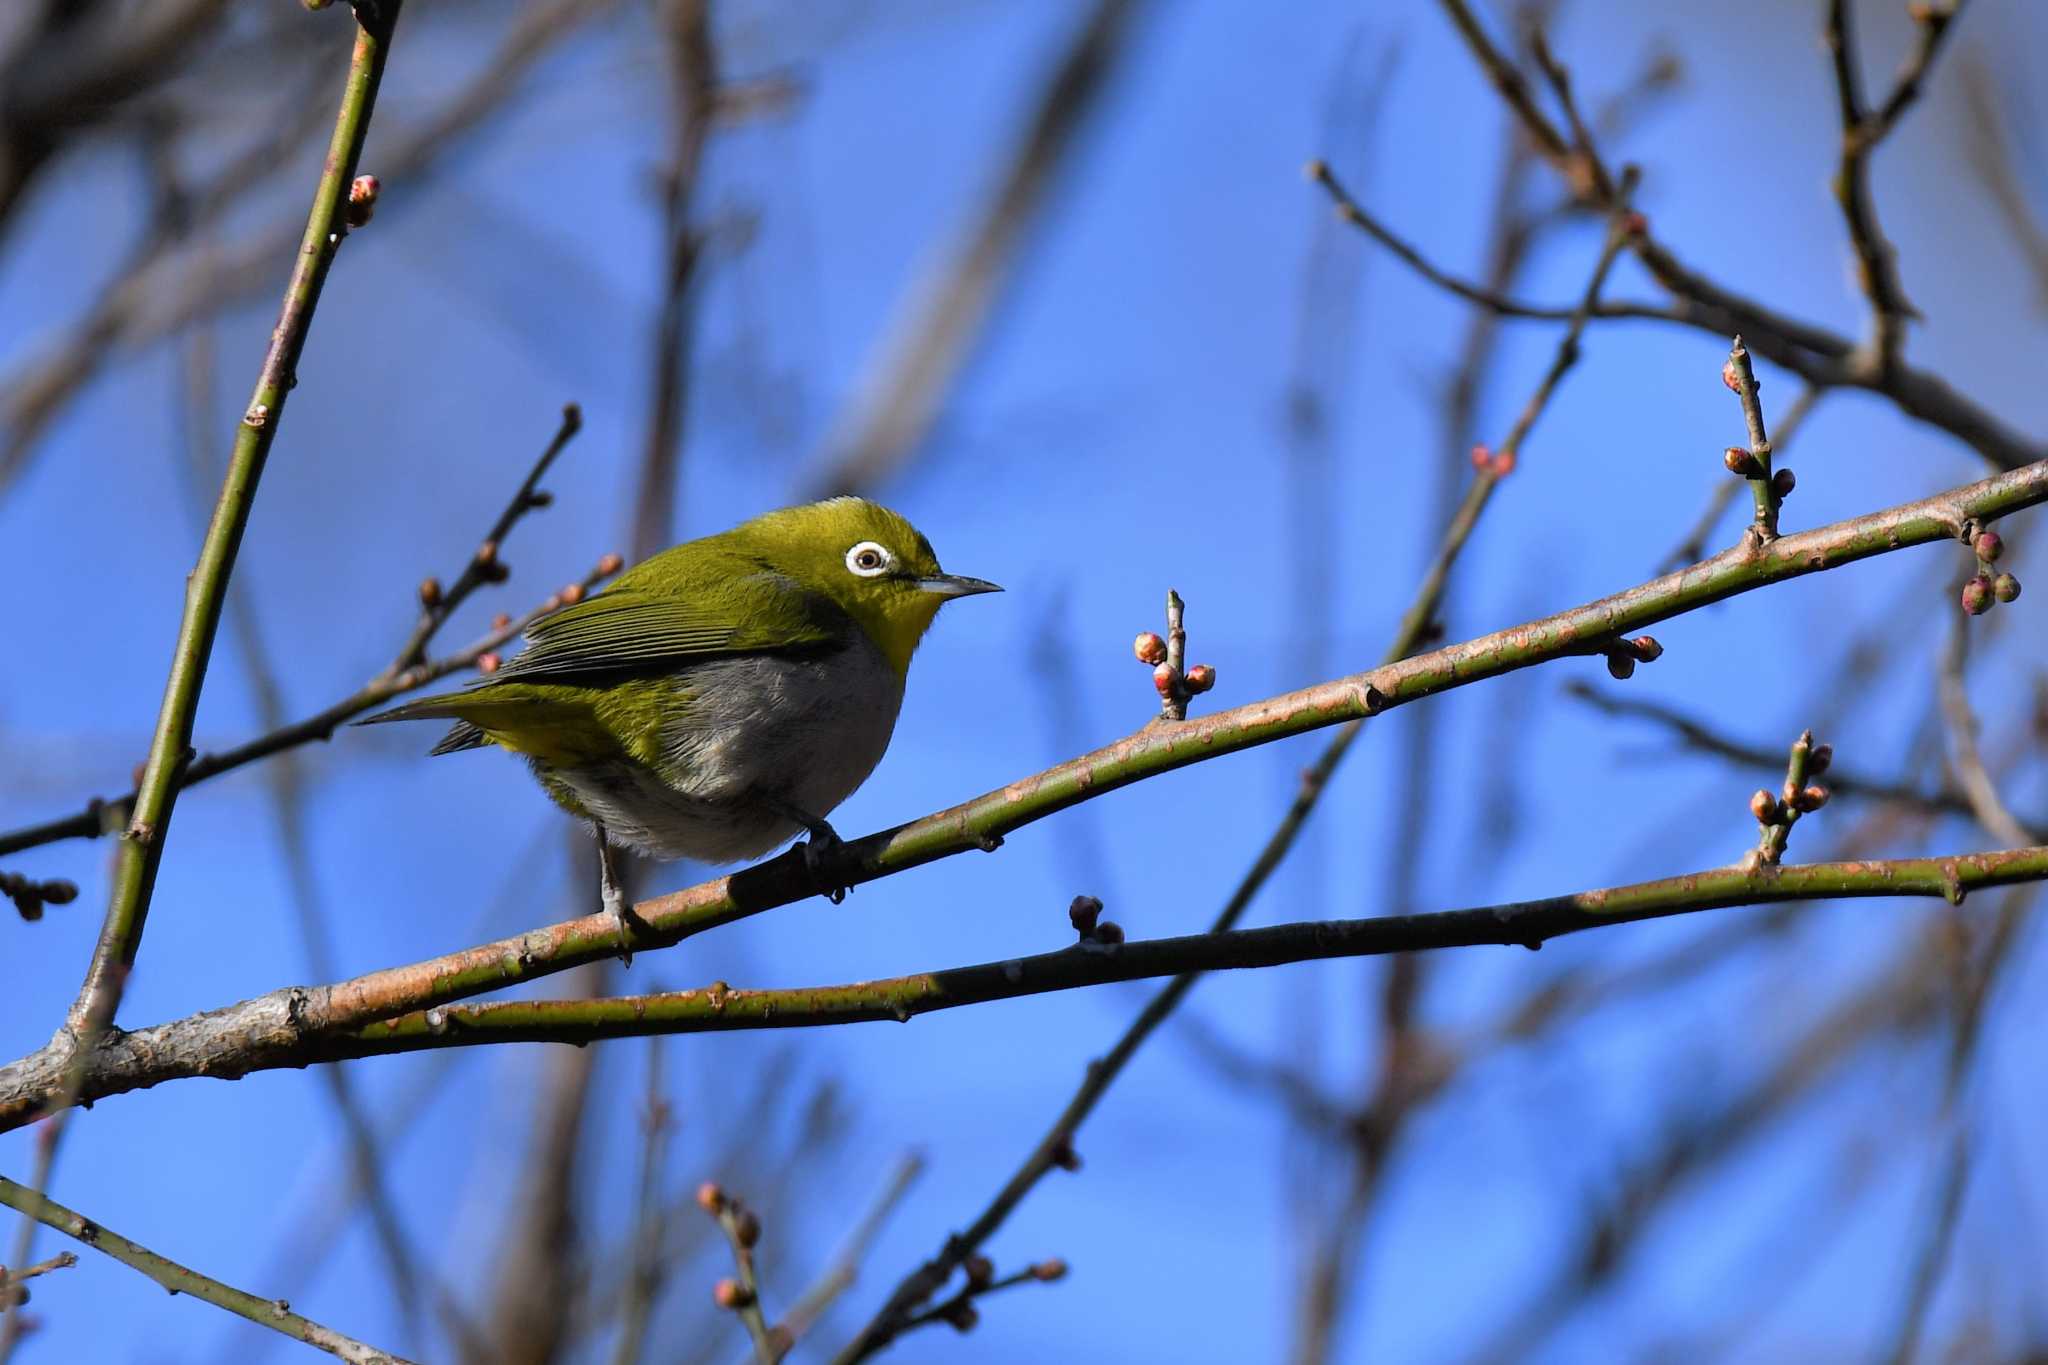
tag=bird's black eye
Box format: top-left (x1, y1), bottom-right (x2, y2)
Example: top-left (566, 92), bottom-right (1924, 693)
top-left (846, 541), bottom-right (892, 577)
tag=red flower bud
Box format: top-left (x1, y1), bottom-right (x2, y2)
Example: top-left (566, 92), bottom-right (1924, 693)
top-left (1068, 895), bottom-right (1103, 936)
top-left (713, 1278), bottom-right (753, 1310)
top-left (1993, 573), bottom-right (2021, 603)
top-left (1153, 663), bottom-right (1178, 696)
top-left (1184, 663), bottom-right (1216, 694)
top-left (1750, 790), bottom-right (1781, 825)
top-left (695, 1182), bottom-right (725, 1215)
top-left (1134, 632), bottom-right (1167, 665)
top-left (345, 174), bottom-right (380, 228)
top-left (1961, 576), bottom-right (1993, 616)
top-left (1974, 530), bottom-right (2003, 562)
top-left (1771, 467), bottom-right (1796, 499)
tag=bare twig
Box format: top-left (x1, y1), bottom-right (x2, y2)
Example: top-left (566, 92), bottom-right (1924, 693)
top-left (1663, 385), bottom-right (1818, 571)
top-left (700, 1185), bottom-right (776, 1364)
top-left (388, 403), bottom-right (584, 677)
top-left (805, 0), bottom-right (1152, 495)
top-left (611, 1037), bottom-right (674, 1365)
top-left (1959, 57), bottom-right (2048, 311)
top-left (773, 1154), bottom-right (924, 1354)
top-left (172, 315), bottom-right (432, 1340)
top-left (1422, 0), bottom-right (2043, 473)
top-left (0, 1174), bottom-right (414, 1365)
top-left (0, 0), bottom-right (615, 496)
top-left (0, 477), bottom-right (616, 860)
top-left (1825, 0), bottom-right (1935, 368)
top-left (1937, 619), bottom-right (2035, 846)
top-left (631, 0), bottom-right (718, 560)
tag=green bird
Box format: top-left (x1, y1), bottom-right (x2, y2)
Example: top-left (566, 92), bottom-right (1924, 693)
top-left (363, 498), bottom-right (1000, 947)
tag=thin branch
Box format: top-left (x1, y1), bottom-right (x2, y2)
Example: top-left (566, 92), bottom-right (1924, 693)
top-left (1662, 385), bottom-right (1818, 571)
top-left (773, 1155), bottom-right (924, 1354)
top-left (171, 314), bottom-right (431, 1340)
top-left (1825, 0), bottom-right (1935, 368)
top-left (805, 0), bottom-right (1151, 496)
top-left (71, 0), bottom-right (404, 1033)
top-left (1936, 619), bottom-right (2035, 847)
top-left (0, 0), bottom-right (616, 497)
top-left (611, 1037), bottom-right (673, 1365)
top-left (1563, 682), bottom-right (2036, 837)
top-left (632, 0), bottom-right (717, 561)
top-left (0, 1174), bottom-right (415, 1365)
top-left (1959, 56), bottom-right (2048, 311)
top-left (0, 525), bottom-right (616, 861)
top-left (1424, 0), bottom-right (2043, 472)
top-left (107, 845), bottom-right (2048, 1064)
top-left (388, 403), bottom-right (584, 677)
top-left (701, 1187), bottom-right (776, 1364)
top-left (841, 182), bottom-right (1644, 1361)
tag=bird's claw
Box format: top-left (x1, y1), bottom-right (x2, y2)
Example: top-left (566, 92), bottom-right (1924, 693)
top-left (800, 825), bottom-right (853, 904)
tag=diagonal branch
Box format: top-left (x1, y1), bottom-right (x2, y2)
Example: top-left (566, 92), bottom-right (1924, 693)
top-left (72, 0), bottom-right (405, 1036)
top-left (0, 1173), bottom-right (414, 1365)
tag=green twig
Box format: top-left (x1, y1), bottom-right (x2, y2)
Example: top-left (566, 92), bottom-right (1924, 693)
top-left (73, 0), bottom-right (404, 1032)
top-left (302, 845), bottom-right (2048, 1053)
top-left (0, 1174), bottom-right (414, 1364)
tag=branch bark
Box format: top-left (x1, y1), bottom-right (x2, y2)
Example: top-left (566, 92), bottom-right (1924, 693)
top-left (3, 457), bottom-right (2044, 1130)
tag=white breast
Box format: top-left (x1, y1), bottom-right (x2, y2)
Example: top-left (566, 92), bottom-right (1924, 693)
top-left (546, 633), bottom-right (906, 863)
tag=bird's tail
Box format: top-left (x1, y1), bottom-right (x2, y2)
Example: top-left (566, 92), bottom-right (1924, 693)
top-left (356, 685), bottom-right (615, 765)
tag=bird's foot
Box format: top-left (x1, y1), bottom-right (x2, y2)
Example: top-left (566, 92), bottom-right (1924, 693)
top-left (597, 830), bottom-right (639, 965)
top-left (603, 877), bottom-right (639, 964)
top-left (799, 823), bottom-right (853, 905)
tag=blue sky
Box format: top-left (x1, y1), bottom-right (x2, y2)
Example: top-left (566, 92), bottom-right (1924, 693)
top-left (4, 1), bottom-right (2047, 1360)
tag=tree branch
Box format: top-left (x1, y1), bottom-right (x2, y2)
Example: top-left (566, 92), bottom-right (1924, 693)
top-left (73, 0), bottom-right (404, 1034)
top-left (1, 459), bottom-right (2044, 1128)
top-left (0, 1174), bottom-right (415, 1365)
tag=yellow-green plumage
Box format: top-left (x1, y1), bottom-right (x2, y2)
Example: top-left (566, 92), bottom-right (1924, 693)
top-left (362, 498), bottom-right (998, 870)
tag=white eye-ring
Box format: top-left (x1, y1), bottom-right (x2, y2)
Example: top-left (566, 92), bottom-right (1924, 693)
top-left (846, 541), bottom-right (893, 577)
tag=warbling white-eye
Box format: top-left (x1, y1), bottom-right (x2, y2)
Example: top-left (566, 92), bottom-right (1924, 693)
top-left (363, 498), bottom-right (1000, 947)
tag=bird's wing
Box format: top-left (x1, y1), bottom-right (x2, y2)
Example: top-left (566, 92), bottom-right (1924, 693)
top-left (490, 574), bottom-right (841, 682)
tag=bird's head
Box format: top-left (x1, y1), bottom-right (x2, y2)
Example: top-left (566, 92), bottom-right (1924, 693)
top-left (744, 498), bottom-right (1000, 677)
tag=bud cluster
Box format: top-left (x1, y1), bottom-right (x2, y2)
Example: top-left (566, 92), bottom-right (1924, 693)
top-left (1134, 614), bottom-right (1215, 718)
top-left (1601, 635), bottom-right (1664, 681)
top-left (1751, 731), bottom-right (1831, 866)
top-left (1959, 527), bottom-right (2021, 617)
top-left (2, 872), bottom-right (79, 924)
top-left (1068, 893), bottom-right (1123, 947)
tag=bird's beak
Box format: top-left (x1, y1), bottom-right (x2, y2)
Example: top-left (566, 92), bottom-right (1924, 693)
top-left (918, 573), bottom-right (1003, 599)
